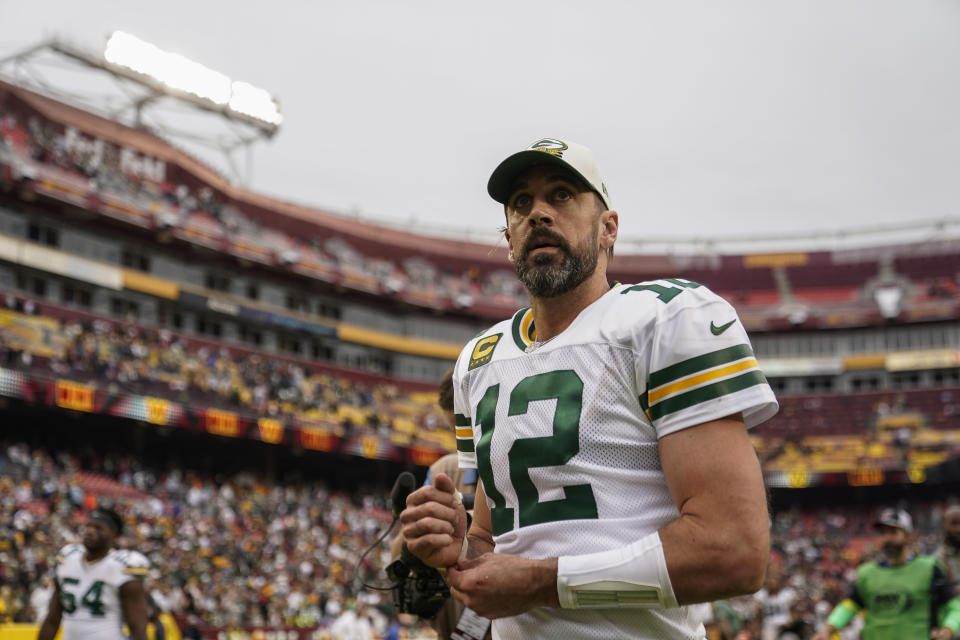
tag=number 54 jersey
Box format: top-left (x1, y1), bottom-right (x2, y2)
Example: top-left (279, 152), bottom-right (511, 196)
top-left (55, 543), bottom-right (150, 640)
top-left (453, 280), bottom-right (778, 639)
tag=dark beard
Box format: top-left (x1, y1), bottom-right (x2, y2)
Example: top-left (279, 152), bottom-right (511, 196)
top-left (882, 542), bottom-right (905, 558)
top-left (946, 533), bottom-right (960, 549)
top-left (515, 227), bottom-right (600, 299)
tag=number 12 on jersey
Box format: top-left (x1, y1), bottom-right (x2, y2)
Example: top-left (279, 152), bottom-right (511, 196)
top-left (474, 370), bottom-right (598, 536)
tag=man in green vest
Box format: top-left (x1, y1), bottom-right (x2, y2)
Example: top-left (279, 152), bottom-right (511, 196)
top-left (812, 508), bottom-right (960, 640)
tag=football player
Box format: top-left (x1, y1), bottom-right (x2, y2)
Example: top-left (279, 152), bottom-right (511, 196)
top-left (38, 507), bottom-right (150, 640)
top-left (753, 568), bottom-right (797, 640)
top-left (401, 138), bottom-right (778, 639)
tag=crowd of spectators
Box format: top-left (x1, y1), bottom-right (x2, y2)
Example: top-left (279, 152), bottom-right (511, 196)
top-left (5, 105), bottom-right (960, 334)
top-left (5, 290), bottom-right (960, 485)
top-left (1, 112), bottom-right (219, 221)
top-left (2, 438), bottom-right (957, 640)
top-left (0, 298), bottom-right (454, 452)
top-left (0, 109), bottom-right (529, 313)
top-left (0, 440), bottom-right (438, 638)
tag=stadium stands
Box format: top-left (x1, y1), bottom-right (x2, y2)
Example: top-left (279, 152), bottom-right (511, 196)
top-left (0, 440), bottom-right (404, 635)
top-left (0, 293), bottom-right (457, 463)
top-left (2, 438), bottom-right (957, 638)
top-left (2, 75), bottom-right (959, 481)
top-left (1, 73), bottom-right (959, 639)
top-left (2, 81), bottom-right (959, 335)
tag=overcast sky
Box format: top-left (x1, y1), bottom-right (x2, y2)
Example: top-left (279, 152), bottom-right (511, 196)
top-left (2, 0), bottom-right (959, 252)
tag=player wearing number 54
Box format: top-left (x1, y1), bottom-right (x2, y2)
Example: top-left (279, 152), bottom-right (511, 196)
top-left (38, 507), bottom-right (150, 640)
top-left (400, 138), bottom-right (779, 640)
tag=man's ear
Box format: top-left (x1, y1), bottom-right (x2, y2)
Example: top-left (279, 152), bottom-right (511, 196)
top-left (505, 229), bottom-right (515, 263)
top-left (599, 210), bottom-right (618, 251)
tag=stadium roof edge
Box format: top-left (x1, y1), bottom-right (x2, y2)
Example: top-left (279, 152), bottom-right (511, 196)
top-left (1, 78), bottom-right (958, 262)
top-left (0, 78), bottom-right (511, 262)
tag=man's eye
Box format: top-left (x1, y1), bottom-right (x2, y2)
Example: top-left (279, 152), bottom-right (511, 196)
top-left (554, 188), bottom-right (572, 201)
top-left (512, 194), bottom-right (531, 208)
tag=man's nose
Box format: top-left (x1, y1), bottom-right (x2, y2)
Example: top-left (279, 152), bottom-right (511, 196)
top-left (529, 199), bottom-right (555, 226)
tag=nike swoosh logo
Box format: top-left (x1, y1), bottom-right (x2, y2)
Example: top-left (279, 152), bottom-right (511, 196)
top-left (710, 319), bottom-right (736, 335)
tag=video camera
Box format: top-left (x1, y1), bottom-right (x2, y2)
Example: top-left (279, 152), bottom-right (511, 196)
top-left (384, 472), bottom-right (451, 619)
top-left (386, 543), bottom-right (450, 619)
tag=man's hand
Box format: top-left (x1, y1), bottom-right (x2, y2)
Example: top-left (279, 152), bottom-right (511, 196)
top-left (811, 628), bottom-right (834, 640)
top-left (931, 627), bottom-right (955, 640)
top-left (446, 552), bottom-right (559, 619)
top-left (399, 472), bottom-right (468, 569)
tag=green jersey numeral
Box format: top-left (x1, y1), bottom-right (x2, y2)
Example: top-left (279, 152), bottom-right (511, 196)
top-left (81, 580), bottom-right (106, 617)
top-left (475, 383), bottom-right (515, 537)
top-left (475, 370), bottom-right (598, 536)
top-left (621, 278), bottom-right (701, 303)
top-left (60, 579), bottom-right (106, 617)
top-left (60, 578), bottom-right (79, 613)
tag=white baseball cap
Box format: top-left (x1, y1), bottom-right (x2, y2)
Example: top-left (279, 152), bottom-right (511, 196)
top-left (875, 508), bottom-right (913, 533)
top-left (487, 137), bottom-right (612, 210)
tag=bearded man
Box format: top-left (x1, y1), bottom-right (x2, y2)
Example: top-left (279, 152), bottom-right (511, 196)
top-left (400, 138), bottom-right (779, 639)
top-left (813, 508), bottom-right (960, 640)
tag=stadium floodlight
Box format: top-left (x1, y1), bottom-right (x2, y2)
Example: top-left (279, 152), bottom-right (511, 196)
top-left (103, 31), bottom-right (281, 127)
top-left (230, 81), bottom-right (283, 126)
top-left (0, 34), bottom-right (282, 183)
top-left (105, 32), bottom-right (231, 104)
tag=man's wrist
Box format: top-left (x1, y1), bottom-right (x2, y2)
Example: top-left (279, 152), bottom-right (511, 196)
top-left (536, 557), bottom-right (560, 608)
top-left (556, 531), bottom-right (677, 609)
top-left (463, 533), bottom-right (495, 562)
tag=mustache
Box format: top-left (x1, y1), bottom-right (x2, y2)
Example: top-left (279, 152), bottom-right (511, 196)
top-left (521, 229), bottom-right (570, 258)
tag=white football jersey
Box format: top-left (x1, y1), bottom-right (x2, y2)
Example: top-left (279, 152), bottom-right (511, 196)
top-left (453, 280), bottom-right (778, 640)
top-left (755, 586), bottom-right (798, 640)
top-left (54, 544), bottom-right (150, 640)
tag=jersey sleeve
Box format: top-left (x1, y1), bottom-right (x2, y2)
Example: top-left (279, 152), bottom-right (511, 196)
top-left (113, 550), bottom-right (150, 585)
top-left (637, 284), bottom-right (778, 438)
top-left (453, 344), bottom-right (477, 469)
top-left (826, 596), bottom-right (861, 630)
top-left (54, 544), bottom-right (81, 583)
top-left (56, 544), bottom-right (80, 562)
top-left (825, 571), bottom-right (865, 630)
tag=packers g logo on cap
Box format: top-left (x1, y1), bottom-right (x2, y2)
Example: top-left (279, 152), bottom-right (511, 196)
top-left (468, 333), bottom-right (502, 370)
top-left (529, 138), bottom-right (568, 158)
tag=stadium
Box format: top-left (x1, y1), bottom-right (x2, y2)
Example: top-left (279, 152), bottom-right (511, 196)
top-left (1, 27), bottom-right (959, 640)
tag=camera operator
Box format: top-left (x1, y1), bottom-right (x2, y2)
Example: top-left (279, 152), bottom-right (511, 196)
top-left (390, 369), bottom-right (492, 640)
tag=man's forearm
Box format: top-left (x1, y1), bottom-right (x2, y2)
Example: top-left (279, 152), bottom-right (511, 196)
top-left (659, 512), bottom-right (768, 604)
top-left (37, 619), bottom-right (59, 640)
top-left (656, 416), bottom-right (771, 605)
top-left (125, 612), bottom-right (150, 640)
